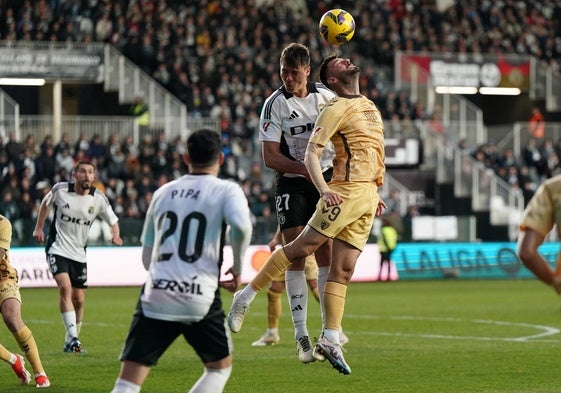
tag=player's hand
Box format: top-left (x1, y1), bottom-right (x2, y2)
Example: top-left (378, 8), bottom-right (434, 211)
top-left (268, 238), bottom-right (279, 252)
top-left (376, 198), bottom-right (387, 216)
top-left (220, 267), bottom-right (241, 293)
top-left (111, 236), bottom-right (124, 246)
top-left (321, 190), bottom-right (343, 207)
top-left (32, 228), bottom-right (44, 243)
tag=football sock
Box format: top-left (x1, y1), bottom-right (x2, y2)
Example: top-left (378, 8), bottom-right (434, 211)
top-left (62, 311), bottom-right (78, 343)
top-left (323, 281), bottom-right (347, 332)
top-left (324, 328), bottom-right (340, 345)
top-left (189, 366), bottom-right (232, 393)
top-left (77, 321), bottom-right (83, 336)
top-left (286, 270), bottom-right (308, 339)
top-left (0, 344), bottom-right (13, 363)
top-left (250, 248), bottom-right (292, 292)
top-left (110, 378), bottom-right (141, 393)
top-left (317, 266), bottom-right (329, 328)
top-left (238, 285), bottom-right (257, 304)
top-left (14, 326), bottom-right (44, 374)
top-left (267, 288), bottom-right (282, 329)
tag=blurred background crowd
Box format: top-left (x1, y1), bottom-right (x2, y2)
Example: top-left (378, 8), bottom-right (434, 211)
top-left (0, 0), bottom-right (560, 245)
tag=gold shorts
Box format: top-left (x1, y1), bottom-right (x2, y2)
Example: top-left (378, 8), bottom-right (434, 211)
top-left (272, 254), bottom-right (318, 282)
top-left (0, 263), bottom-right (21, 304)
top-left (308, 181), bottom-right (379, 251)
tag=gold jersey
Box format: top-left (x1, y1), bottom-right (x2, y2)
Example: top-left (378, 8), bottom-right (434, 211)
top-left (519, 175), bottom-right (561, 236)
top-left (0, 214), bottom-right (20, 302)
top-left (310, 95), bottom-right (385, 186)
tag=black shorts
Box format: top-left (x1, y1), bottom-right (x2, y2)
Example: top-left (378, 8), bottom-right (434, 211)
top-left (47, 254), bottom-right (88, 289)
top-left (275, 169), bottom-right (332, 231)
top-left (119, 288), bottom-right (231, 366)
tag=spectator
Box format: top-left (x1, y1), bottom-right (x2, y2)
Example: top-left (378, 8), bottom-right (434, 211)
top-left (55, 147), bottom-right (75, 175)
top-left (4, 133), bottom-right (23, 166)
top-left (106, 146), bottom-right (127, 179)
top-left (528, 107), bottom-right (545, 139)
top-left (35, 145), bottom-right (56, 184)
top-left (86, 134), bottom-right (105, 163)
top-left (129, 95), bottom-right (149, 130)
top-left (0, 191), bottom-right (21, 232)
top-left (54, 133), bottom-right (73, 157)
top-left (376, 216), bottom-right (399, 282)
top-left (74, 133), bottom-right (89, 154)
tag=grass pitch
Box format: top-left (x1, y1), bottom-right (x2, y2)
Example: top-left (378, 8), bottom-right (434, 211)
top-left (1, 279), bottom-right (560, 392)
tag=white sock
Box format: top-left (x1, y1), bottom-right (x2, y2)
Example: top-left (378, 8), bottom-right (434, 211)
top-left (267, 328), bottom-right (279, 336)
top-left (62, 311), bottom-right (78, 343)
top-left (285, 270), bottom-right (308, 339)
top-left (317, 266), bottom-right (329, 329)
top-left (189, 366), bottom-right (232, 393)
top-left (239, 285), bottom-right (258, 304)
top-left (324, 328), bottom-right (340, 345)
top-left (110, 378), bottom-right (141, 393)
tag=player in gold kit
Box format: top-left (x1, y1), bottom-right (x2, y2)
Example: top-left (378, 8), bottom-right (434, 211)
top-left (517, 175), bottom-right (561, 298)
top-left (0, 215), bottom-right (50, 388)
top-left (229, 54), bottom-right (386, 375)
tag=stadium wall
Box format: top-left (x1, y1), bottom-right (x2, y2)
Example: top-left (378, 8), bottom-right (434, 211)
top-left (11, 242), bottom-right (549, 288)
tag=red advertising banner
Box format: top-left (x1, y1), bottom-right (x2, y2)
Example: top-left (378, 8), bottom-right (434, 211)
top-left (399, 54), bottom-right (530, 91)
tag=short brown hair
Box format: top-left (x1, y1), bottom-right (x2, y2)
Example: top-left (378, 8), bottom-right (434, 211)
top-left (280, 43), bottom-right (310, 68)
top-left (319, 54), bottom-right (338, 89)
top-left (74, 160), bottom-right (96, 172)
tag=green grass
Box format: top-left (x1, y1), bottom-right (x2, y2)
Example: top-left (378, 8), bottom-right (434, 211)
top-left (1, 279), bottom-right (560, 392)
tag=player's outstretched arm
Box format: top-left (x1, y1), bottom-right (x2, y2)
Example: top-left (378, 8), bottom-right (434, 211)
top-left (110, 223), bottom-right (123, 246)
top-left (517, 228), bottom-right (558, 291)
top-left (32, 198), bottom-right (50, 243)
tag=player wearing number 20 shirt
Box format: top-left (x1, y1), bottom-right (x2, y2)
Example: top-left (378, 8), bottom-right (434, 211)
top-left (139, 139), bottom-right (253, 324)
top-left (111, 130), bottom-right (253, 393)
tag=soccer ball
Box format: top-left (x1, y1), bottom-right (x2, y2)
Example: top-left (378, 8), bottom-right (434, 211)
top-left (318, 9), bottom-right (355, 45)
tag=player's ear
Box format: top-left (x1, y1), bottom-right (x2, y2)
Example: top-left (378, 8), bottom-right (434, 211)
top-left (218, 152), bottom-right (225, 165)
top-left (183, 153), bottom-right (191, 166)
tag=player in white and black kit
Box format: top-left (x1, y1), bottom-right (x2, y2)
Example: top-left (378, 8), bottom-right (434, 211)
top-left (110, 129), bottom-right (252, 393)
top-left (33, 160), bottom-right (122, 354)
top-left (253, 43), bottom-right (347, 363)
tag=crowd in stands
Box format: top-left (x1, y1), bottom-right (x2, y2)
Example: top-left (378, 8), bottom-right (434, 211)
top-left (0, 1), bottom-right (560, 243)
top-left (2, 1), bottom-right (560, 130)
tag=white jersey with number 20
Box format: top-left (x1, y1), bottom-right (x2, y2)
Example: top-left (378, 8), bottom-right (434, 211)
top-left (140, 174), bottom-right (251, 323)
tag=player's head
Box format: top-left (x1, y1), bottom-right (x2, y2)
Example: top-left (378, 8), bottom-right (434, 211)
top-left (279, 43), bottom-right (311, 96)
top-left (319, 55), bottom-right (360, 92)
top-left (72, 160), bottom-right (96, 190)
top-left (186, 129), bottom-right (222, 168)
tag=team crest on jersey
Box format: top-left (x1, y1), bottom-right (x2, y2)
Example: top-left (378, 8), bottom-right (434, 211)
top-left (88, 206), bottom-right (94, 214)
top-left (263, 122), bottom-right (271, 132)
top-left (278, 213), bottom-right (285, 226)
top-left (312, 126), bottom-right (322, 136)
top-left (320, 220), bottom-right (330, 230)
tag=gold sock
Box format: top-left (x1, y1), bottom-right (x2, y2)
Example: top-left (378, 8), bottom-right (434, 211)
top-left (0, 344), bottom-right (13, 363)
top-left (14, 326), bottom-right (44, 374)
top-left (267, 288), bottom-right (282, 329)
top-left (251, 248), bottom-right (292, 292)
top-left (324, 281), bottom-right (347, 331)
